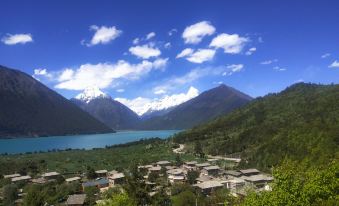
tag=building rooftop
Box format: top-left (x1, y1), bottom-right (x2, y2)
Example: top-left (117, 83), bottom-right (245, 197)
top-left (149, 166), bottom-right (161, 171)
top-left (224, 170), bottom-right (242, 177)
top-left (185, 161), bottom-right (198, 165)
top-left (82, 178), bottom-right (109, 187)
top-left (156, 160), bottom-right (171, 165)
top-left (95, 170), bottom-right (108, 174)
top-left (31, 177), bottom-right (47, 184)
top-left (66, 194), bottom-right (86, 205)
top-left (239, 169), bottom-right (260, 174)
top-left (109, 173), bottom-right (125, 179)
top-left (4, 173), bottom-right (21, 179)
top-left (194, 180), bottom-right (224, 189)
top-left (167, 168), bottom-right (184, 175)
top-left (42, 172), bottom-right (60, 177)
top-left (196, 163), bottom-right (211, 167)
top-left (196, 175), bottom-right (212, 182)
top-left (241, 174), bottom-right (273, 183)
top-left (12, 175), bottom-right (31, 182)
top-left (65, 177), bottom-right (81, 182)
top-left (203, 165), bottom-right (220, 171)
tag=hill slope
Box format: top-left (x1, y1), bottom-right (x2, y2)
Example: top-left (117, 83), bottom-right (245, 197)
top-left (173, 83), bottom-right (339, 169)
top-left (0, 66), bottom-right (114, 138)
top-left (71, 95), bottom-right (140, 130)
top-left (140, 84), bottom-right (252, 129)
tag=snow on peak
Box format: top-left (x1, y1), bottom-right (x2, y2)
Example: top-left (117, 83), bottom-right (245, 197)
top-left (115, 86), bottom-right (199, 116)
top-left (75, 86), bottom-right (109, 103)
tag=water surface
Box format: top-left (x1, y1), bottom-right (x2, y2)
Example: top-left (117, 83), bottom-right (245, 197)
top-left (0, 130), bottom-right (179, 154)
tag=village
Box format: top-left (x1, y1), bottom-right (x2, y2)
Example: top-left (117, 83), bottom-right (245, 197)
top-left (1, 149), bottom-right (274, 206)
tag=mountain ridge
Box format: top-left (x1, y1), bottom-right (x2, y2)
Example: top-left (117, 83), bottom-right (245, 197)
top-left (0, 65), bottom-right (114, 138)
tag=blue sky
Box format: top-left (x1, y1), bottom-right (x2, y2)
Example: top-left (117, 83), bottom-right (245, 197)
top-left (0, 0), bottom-right (338, 109)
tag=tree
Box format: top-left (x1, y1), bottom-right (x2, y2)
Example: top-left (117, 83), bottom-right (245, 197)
top-left (84, 186), bottom-right (100, 206)
top-left (187, 170), bottom-right (199, 185)
top-left (171, 190), bottom-right (197, 206)
top-left (97, 193), bottom-right (135, 206)
top-left (23, 185), bottom-right (46, 206)
top-left (86, 166), bottom-right (97, 179)
top-left (175, 154), bottom-right (183, 167)
top-left (3, 184), bottom-right (18, 206)
top-left (194, 141), bottom-right (204, 158)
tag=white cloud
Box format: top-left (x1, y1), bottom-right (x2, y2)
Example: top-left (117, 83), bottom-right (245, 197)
top-left (58, 69), bottom-right (74, 82)
top-left (328, 60), bottom-right (339, 68)
top-left (168, 28), bottom-right (177, 36)
top-left (176, 48), bottom-right (215, 63)
top-left (146, 32), bottom-right (156, 40)
top-left (1, 33), bottom-right (33, 45)
top-left (182, 21), bottom-right (216, 44)
top-left (116, 89), bottom-right (125, 93)
top-left (154, 89), bottom-right (166, 95)
top-left (245, 47), bottom-right (257, 55)
top-left (273, 66), bottom-right (287, 71)
top-left (321, 53), bottom-right (331, 58)
top-left (32, 68), bottom-right (53, 79)
top-left (260, 59), bottom-right (278, 65)
top-left (54, 58), bottom-right (168, 90)
top-left (115, 86), bottom-right (199, 115)
top-left (86, 25), bottom-right (122, 46)
top-left (176, 48), bottom-right (194, 58)
top-left (129, 44), bottom-right (161, 59)
top-left (132, 38), bottom-right (139, 45)
top-left (164, 42), bottom-right (171, 49)
top-left (223, 64), bottom-right (244, 76)
top-left (210, 33), bottom-right (248, 54)
top-left (186, 49), bottom-right (216, 63)
top-left (154, 66), bottom-right (226, 93)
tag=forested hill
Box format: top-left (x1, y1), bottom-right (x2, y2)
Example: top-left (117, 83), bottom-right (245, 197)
top-left (0, 65), bottom-right (114, 138)
top-left (173, 83), bottom-right (339, 170)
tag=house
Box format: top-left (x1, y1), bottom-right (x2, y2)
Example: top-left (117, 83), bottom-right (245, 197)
top-left (42, 171), bottom-right (60, 180)
top-left (167, 168), bottom-right (184, 176)
top-left (196, 175), bottom-right (212, 183)
top-left (4, 173), bottom-right (20, 179)
top-left (201, 165), bottom-right (220, 176)
top-left (194, 180), bottom-right (224, 195)
top-left (31, 177), bottom-right (47, 184)
top-left (11, 175), bottom-right (31, 183)
top-left (148, 166), bottom-right (161, 174)
top-left (82, 178), bottom-right (109, 190)
top-left (239, 169), bottom-right (260, 176)
top-left (66, 194), bottom-right (86, 206)
top-left (65, 177), bottom-right (81, 183)
top-left (240, 174), bottom-right (273, 187)
top-left (108, 172), bottom-right (125, 186)
top-left (184, 161), bottom-right (197, 170)
top-left (168, 175), bottom-right (185, 183)
top-left (195, 163), bottom-right (211, 170)
top-left (156, 160), bottom-right (171, 167)
top-left (225, 177), bottom-right (246, 190)
top-left (223, 170), bottom-right (242, 177)
top-left (95, 170), bottom-right (108, 177)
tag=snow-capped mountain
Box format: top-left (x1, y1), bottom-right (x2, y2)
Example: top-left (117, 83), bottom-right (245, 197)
top-left (71, 87), bottom-right (140, 130)
top-left (115, 86), bottom-right (199, 116)
top-left (75, 86), bottom-right (109, 103)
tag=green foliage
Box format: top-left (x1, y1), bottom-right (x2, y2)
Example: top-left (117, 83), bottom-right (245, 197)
top-left (86, 166), bottom-right (97, 179)
top-left (186, 170), bottom-right (199, 184)
top-left (171, 190), bottom-right (197, 206)
top-left (241, 160), bottom-right (339, 206)
top-left (97, 192), bottom-right (135, 206)
top-left (2, 184), bottom-right (18, 206)
top-left (174, 83), bottom-right (339, 170)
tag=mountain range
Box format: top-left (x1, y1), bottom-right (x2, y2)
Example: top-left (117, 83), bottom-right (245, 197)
top-left (0, 65), bottom-right (114, 138)
top-left (70, 87), bottom-right (140, 130)
top-left (173, 83), bottom-right (339, 170)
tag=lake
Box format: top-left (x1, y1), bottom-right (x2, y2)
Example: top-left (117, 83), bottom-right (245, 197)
top-left (0, 130), bottom-right (180, 154)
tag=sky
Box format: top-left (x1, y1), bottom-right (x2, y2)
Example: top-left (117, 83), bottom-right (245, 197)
top-left (0, 0), bottom-right (338, 114)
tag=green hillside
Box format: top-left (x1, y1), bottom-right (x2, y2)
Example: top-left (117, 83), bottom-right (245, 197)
top-left (173, 83), bottom-right (339, 170)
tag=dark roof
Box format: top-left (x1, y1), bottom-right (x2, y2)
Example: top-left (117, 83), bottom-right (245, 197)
top-left (82, 178), bottom-right (109, 187)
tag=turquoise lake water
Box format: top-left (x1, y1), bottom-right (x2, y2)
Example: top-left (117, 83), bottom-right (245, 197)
top-left (0, 130), bottom-right (180, 154)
